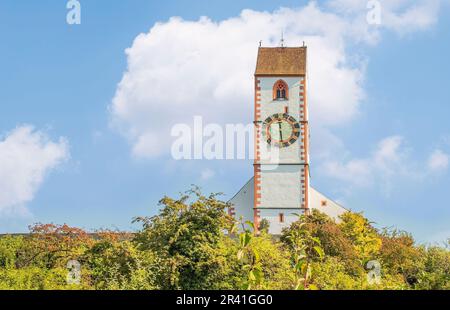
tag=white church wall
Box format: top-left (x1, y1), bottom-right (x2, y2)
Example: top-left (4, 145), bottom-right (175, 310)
top-left (228, 177), bottom-right (348, 233)
top-left (259, 165), bottom-right (302, 209)
top-left (228, 178), bottom-right (254, 224)
top-left (309, 187), bottom-right (347, 222)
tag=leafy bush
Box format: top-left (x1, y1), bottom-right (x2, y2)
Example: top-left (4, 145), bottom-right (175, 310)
top-left (338, 212), bottom-right (382, 262)
top-left (132, 188), bottom-right (238, 289)
top-left (0, 189), bottom-right (448, 290)
top-left (0, 235), bottom-right (24, 268)
top-left (415, 246), bottom-right (450, 290)
top-left (82, 238), bottom-right (157, 290)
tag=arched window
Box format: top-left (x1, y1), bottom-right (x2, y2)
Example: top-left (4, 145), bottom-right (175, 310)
top-left (273, 80), bottom-right (289, 100)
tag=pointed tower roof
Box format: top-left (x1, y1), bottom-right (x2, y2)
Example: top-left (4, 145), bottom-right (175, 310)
top-left (255, 46), bottom-right (307, 76)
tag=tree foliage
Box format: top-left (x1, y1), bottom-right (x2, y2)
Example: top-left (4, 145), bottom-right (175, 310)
top-left (0, 188), bottom-right (448, 290)
top-left (132, 187), bottom-right (238, 289)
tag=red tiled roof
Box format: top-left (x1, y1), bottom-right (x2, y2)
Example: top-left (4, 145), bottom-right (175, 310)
top-left (255, 47), bottom-right (307, 76)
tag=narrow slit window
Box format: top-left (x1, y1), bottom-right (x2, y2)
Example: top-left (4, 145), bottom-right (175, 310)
top-left (279, 213), bottom-right (285, 223)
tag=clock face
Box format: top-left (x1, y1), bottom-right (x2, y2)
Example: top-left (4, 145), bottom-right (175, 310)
top-left (262, 113), bottom-right (301, 148)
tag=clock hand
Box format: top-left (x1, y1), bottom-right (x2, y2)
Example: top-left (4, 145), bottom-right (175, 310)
top-left (278, 122), bottom-right (283, 141)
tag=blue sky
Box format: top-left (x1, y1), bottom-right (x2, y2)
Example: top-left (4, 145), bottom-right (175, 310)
top-left (0, 0), bottom-right (449, 244)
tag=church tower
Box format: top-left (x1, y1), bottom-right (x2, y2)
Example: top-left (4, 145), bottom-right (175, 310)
top-left (253, 46), bottom-right (309, 233)
top-left (229, 45), bottom-right (347, 235)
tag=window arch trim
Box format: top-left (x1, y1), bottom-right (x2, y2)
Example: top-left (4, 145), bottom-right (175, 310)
top-left (273, 79), bottom-right (289, 100)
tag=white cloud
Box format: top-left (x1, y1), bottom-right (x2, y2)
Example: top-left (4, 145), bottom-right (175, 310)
top-left (109, 0), bottom-right (443, 200)
top-left (427, 149), bottom-right (449, 172)
top-left (0, 126), bottom-right (69, 216)
top-left (200, 168), bottom-right (215, 180)
top-left (322, 136), bottom-right (410, 192)
top-left (322, 136), bottom-right (449, 195)
top-left (373, 136), bottom-right (410, 178)
top-left (323, 159), bottom-right (372, 187)
top-left (111, 3), bottom-right (368, 158)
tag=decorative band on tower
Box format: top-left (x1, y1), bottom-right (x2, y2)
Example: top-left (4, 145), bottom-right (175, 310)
top-left (300, 78), bottom-right (310, 213)
top-left (254, 78), bottom-right (262, 228)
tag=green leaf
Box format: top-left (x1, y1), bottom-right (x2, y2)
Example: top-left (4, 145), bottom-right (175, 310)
top-left (230, 222), bottom-right (238, 234)
top-left (237, 249), bottom-right (244, 261)
top-left (311, 237), bottom-right (321, 244)
top-left (313, 246), bottom-right (325, 259)
top-left (252, 248), bottom-right (260, 262)
top-left (253, 267), bottom-right (263, 281)
top-left (239, 234), bottom-right (245, 246)
top-left (244, 232), bottom-right (252, 247)
top-left (249, 270), bottom-right (256, 281)
top-left (300, 262), bottom-right (308, 274)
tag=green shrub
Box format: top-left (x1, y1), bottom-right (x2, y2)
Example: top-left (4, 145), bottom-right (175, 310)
top-left (0, 189), bottom-right (448, 290)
